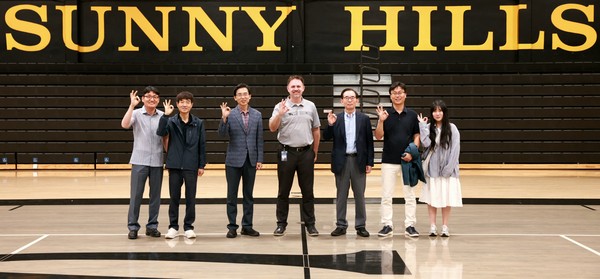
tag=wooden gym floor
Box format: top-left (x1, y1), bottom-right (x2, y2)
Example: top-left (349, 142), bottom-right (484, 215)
top-left (0, 167), bottom-right (599, 278)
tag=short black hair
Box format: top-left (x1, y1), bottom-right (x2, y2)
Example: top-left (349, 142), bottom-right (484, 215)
top-left (340, 88), bottom-right (358, 98)
top-left (389, 81), bottom-right (406, 94)
top-left (143, 86), bottom-right (159, 96)
top-left (233, 83), bottom-right (251, 96)
top-left (176, 91), bottom-right (194, 103)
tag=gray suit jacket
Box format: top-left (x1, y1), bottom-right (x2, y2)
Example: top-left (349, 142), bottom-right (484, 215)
top-left (218, 106), bottom-right (264, 167)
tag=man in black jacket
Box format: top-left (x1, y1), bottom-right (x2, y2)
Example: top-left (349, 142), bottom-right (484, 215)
top-left (157, 91), bottom-right (207, 240)
top-left (323, 88), bottom-right (374, 237)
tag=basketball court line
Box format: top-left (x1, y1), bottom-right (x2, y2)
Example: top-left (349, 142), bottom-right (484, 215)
top-left (1, 232), bottom-right (598, 277)
top-left (2, 233), bottom-right (598, 259)
top-left (0, 222), bottom-right (409, 277)
top-left (0, 234), bottom-right (48, 261)
top-left (560, 235), bottom-right (600, 256)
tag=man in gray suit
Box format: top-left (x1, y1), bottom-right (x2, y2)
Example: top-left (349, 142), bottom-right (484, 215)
top-left (219, 83), bottom-right (264, 238)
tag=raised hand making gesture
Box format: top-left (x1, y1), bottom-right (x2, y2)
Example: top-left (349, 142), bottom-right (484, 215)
top-left (417, 113), bottom-right (428, 124)
top-left (376, 105), bottom-right (389, 122)
top-left (277, 99), bottom-right (289, 116)
top-left (163, 99), bottom-right (174, 115)
top-left (220, 102), bottom-right (231, 121)
top-left (129, 90), bottom-right (140, 107)
top-left (327, 110), bottom-right (337, 125)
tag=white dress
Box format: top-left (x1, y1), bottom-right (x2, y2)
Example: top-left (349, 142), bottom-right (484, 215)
top-left (420, 126), bottom-right (463, 208)
top-left (420, 176), bottom-right (463, 208)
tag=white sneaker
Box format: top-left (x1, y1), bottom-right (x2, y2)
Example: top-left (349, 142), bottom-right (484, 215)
top-left (429, 225), bottom-right (437, 237)
top-left (165, 228), bottom-right (178, 239)
top-left (184, 229), bottom-right (196, 239)
top-left (441, 225), bottom-right (450, 237)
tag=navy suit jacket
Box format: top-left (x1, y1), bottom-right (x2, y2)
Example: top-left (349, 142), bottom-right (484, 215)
top-left (157, 114), bottom-right (206, 170)
top-left (323, 111), bottom-right (374, 175)
top-left (218, 106), bottom-right (264, 168)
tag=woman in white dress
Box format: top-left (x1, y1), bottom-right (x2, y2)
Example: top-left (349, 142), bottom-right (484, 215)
top-left (418, 100), bottom-right (462, 237)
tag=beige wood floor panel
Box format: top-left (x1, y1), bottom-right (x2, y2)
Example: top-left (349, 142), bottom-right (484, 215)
top-left (1, 169), bottom-right (600, 200)
top-left (1, 204), bottom-right (598, 278)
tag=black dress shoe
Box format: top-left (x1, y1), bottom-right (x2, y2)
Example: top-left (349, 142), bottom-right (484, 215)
top-left (356, 227), bottom-right (370, 237)
top-left (306, 225), bottom-right (319, 236)
top-left (273, 225), bottom-right (286, 236)
top-left (226, 229), bottom-right (237, 238)
top-left (330, 227), bottom-right (346, 236)
top-left (128, 230), bottom-right (138, 240)
top-left (145, 228), bottom-right (161, 237)
top-left (241, 227), bottom-right (260, 237)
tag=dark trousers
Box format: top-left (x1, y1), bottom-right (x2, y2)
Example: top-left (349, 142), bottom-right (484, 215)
top-left (127, 165), bottom-right (163, 231)
top-left (167, 169), bottom-right (198, 231)
top-left (335, 156), bottom-right (367, 229)
top-left (226, 155), bottom-right (257, 230)
top-left (276, 148), bottom-right (316, 227)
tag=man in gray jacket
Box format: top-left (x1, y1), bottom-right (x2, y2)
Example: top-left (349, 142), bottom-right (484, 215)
top-left (219, 83), bottom-right (264, 238)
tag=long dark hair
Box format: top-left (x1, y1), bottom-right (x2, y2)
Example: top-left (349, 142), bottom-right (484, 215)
top-left (429, 100), bottom-right (452, 150)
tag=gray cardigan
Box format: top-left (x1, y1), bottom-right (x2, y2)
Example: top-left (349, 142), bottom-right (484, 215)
top-left (419, 122), bottom-right (461, 178)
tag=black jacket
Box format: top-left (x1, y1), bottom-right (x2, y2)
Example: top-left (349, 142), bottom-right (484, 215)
top-left (157, 114), bottom-right (206, 170)
top-left (323, 111), bottom-right (374, 175)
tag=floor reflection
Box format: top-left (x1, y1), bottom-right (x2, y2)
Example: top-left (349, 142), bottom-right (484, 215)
top-left (311, 249), bottom-right (408, 275)
top-left (379, 236), bottom-right (411, 275)
top-left (419, 237), bottom-right (463, 279)
top-left (2, 249), bottom-right (409, 276)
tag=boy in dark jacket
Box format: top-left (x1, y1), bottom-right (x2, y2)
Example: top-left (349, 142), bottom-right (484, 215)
top-left (157, 91), bottom-right (206, 240)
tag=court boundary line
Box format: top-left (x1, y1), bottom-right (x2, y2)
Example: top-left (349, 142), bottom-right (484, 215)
top-left (0, 234), bottom-right (48, 261)
top-left (560, 235), bottom-right (600, 257)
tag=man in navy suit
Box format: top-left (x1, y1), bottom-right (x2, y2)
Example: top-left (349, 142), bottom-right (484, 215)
top-left (323, 88), bottom-right (374, 237)
top-left (219, 83), bottom-right (264, 238)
